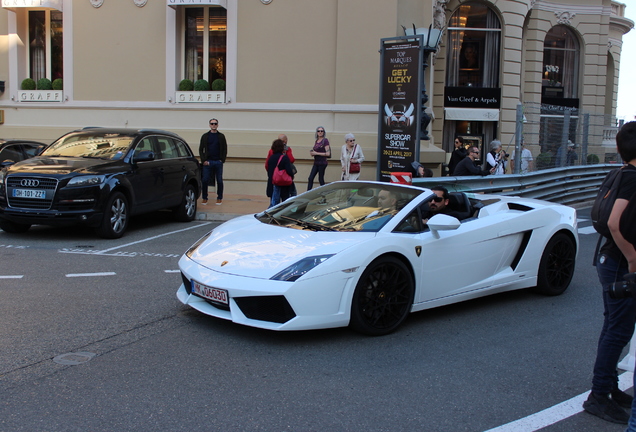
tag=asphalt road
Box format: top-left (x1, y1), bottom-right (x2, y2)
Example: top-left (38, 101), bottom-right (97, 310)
top-left (0, 208), bottom-right (631, 432)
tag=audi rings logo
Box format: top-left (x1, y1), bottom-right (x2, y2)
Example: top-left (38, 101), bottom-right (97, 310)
top-left (20, 179), bottom-right (40, 188)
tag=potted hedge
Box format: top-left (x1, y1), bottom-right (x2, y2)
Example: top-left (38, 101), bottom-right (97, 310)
top-left (178, 79), bottom-right (194, 91)
top-left (37, 78), bottom-right (52, 90)
top-left (21, 78), bottom-right (36, 90)
top-left (52, 78), bottom-right (63, 90)
top-left (211, 79), bottom-right (226, 91)
top-left (193, 79), bottom-right (210, 91)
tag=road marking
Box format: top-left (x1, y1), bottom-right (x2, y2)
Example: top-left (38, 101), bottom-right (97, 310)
top-left (484, 371), bottom-right (633, 432)
top-left (164, 270), bottom-right (180, 273)
top-left (59, 222), bottom-right (212, 256)
top-left (0, 275), bottom-right (24, 279)
top-left (65, 272), bottom-right (116, 278)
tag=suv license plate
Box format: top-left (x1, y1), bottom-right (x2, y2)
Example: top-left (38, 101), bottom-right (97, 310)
top-left (12, 189), bottom-right (46, 199)
top-left (192, 280), bottom-right (229, 305)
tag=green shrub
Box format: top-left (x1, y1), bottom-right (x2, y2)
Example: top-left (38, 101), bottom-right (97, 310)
top-left (21, 78), bottom-right (36, 90)
top-left (52, 78), bottom-right (63, 90)
top-left (211, 79), bottom-right (226, 91)
top-left (193, 79), bottom-right (210, 91)
top-left (178, 79), bottom-right (194, 91)
top-left (37, 78), bottom-right (52, 90)
top-left (587, 154), bottom-right (600, 165)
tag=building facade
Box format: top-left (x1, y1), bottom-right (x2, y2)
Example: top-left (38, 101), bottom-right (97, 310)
top-left (0, 0), bottom-right (632, 194)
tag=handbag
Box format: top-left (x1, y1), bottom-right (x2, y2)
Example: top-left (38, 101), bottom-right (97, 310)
top-left (272, 155), bottom-right (293, 186)
top-left (348, 145), bottom-right (360, 173)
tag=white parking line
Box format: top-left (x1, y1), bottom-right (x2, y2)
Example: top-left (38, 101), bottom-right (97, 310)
top-left (65, 272), bottom-right (116, 278)
top-left (0, 275), bottom-right (24, 279)
top-left (484, 371), bottom-right (633, 432)
top-left (164, 270), bottom-right (180, 273)
top-left (95, 223), bottom-right (211, 255)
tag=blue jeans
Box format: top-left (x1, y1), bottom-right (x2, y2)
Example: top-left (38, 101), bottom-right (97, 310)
top-left (201, 160), bottom-right (223, 200)
top-left (269, 185), bottom-right (290, 208)
top-left (592, 254), bottom-right (636, 396)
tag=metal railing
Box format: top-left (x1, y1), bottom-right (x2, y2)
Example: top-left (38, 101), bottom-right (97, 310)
top-left (412, 164), bottom-right (619, 206)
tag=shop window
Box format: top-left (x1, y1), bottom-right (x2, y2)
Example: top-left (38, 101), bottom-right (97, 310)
top-left (182, 7), bottom-right (226, 86)
top-left (445, 3), bottom-right (501, 88)
top-left (28, 10), bottom-right (63, 82)
top-left (542, 25), bottom-right (580, 100)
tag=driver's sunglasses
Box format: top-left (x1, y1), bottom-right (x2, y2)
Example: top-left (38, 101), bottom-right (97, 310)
top-left (431, 196), bottom-right (444, 203)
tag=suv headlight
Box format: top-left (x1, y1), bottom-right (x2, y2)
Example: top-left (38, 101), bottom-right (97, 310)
top-left (67, 175), bottom-right (105, 187)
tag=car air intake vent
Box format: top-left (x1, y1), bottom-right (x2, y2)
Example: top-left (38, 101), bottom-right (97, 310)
top-left (234, 296), bottom-right (296, 324)
top-left (6, 176), bottom-right (58, 210)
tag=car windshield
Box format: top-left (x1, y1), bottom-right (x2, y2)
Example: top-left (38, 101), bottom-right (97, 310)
top-left (42, 132), bottom-right (135, 160)
top-left (255, 182), bottom-right (423, 232)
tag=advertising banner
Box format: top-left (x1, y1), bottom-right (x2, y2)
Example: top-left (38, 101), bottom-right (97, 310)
top-left (377, 38), bottom-right (422, 182)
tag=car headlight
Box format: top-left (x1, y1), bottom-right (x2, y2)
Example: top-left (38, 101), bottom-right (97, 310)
top-left (67, 175), bottom-right (105, 187)
top-left (270, 254), bottom-right (335, 282)
top-left (185, 231), bottom-right (214, 258)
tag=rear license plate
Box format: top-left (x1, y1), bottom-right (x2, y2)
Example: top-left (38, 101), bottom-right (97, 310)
top-left (12, 189), bottom-right (46, 199)
top-left (192, 280), bottom-right (229, 305)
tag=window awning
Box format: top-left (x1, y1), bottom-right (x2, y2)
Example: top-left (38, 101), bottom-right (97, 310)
top-left (1, 0), bottom-right (62, 11)
top-left (168, 0), bottom-right (227, 8)
top-left (444, 108), bottom-right (499, 121)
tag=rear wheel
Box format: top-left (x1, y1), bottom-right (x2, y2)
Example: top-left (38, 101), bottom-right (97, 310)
top-left (350, 256), bottom-right (414, 336)
top-left (0, 219), bottom-right (31, 233)
top-left (173, 184), bottom-right (197, 222)
top-left (96, 192), bottom-right (128, 239)
top-left (533, 232), bottom-right (576, 296)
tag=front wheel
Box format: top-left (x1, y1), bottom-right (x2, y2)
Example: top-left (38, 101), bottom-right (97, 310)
top-left (0, 219), bottom-right (31, 233)
top-left (533, 232), bottom-right (576, 296)
top-left (173, 184), bottom-right (197, 222)
top-left (350, 256), bottom-right (414, 336)
top-left (96, 192), bottom-right (129, 239)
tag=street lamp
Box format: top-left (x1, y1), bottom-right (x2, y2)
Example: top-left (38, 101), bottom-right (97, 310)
top-left (404, 24), bottom-right (443, 140)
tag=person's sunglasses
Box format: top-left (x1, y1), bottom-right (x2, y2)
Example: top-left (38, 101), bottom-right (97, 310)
top-left (210, 122), bottom-right (218, 125)
top-left (317, 130), bottom-right (324, 133)
top-left (431, 196), bottom-right (444, 202)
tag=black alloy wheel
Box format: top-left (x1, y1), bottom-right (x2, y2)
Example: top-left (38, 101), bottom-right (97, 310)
top-left (533, 232), bottom-right (576, 296)
top-left (350, 256), bottom-right (415, 336)
top-left (96, 192), bottom-right (129, 239)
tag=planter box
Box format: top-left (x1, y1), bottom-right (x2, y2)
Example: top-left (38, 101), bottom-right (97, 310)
top-left (175, 91), bottom-right (225, 103)
top-left (18, 90), bottom-right (63, 102)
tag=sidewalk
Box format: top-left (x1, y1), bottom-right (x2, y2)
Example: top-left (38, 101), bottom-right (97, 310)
top-left (195, 194), bottom-right (270, 222)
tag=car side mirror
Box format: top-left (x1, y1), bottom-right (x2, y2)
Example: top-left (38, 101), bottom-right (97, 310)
top-left (134, 150), bottom-right (155, 163)
top-left (1, 160), bottom-right (15, 168)
top-left (427, 214), bottom-right (461, 239)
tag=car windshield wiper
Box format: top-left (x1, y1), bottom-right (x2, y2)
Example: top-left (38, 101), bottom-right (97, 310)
top-left (279, 215), bottom-right (336, 231)
top-left (261, 210), bottom-right (282, 225)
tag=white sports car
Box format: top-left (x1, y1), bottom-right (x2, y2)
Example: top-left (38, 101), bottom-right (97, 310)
top-left (177, 181), bottom-right (578, 335)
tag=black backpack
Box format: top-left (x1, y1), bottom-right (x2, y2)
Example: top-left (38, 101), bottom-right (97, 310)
top-left (591, 167), bottom-right (623, 239)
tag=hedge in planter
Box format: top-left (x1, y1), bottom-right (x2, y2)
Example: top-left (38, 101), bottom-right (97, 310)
top-left (179, 79), bottom-right (194, 91)
top-left (211, 79), bottom-right (226, 91)
top-left (52, 79), bottom-right (63, 90)
top-left (194, 79), bottom-right (210, 91)
top-left (37, 78), bottom-right (53, 90)
top-left (21, 78), bottom-right (36, 90)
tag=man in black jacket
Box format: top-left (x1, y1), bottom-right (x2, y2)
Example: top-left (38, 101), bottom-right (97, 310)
top-left (453, 145), bottom-right (491, 176)
top-left (199, 118), bottom-right (228, 205)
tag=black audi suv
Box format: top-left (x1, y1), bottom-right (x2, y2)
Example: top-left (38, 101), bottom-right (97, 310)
top-left (0, 128), bottom-right (201, 238)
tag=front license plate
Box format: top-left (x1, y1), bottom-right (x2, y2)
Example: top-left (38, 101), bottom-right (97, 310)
top-left (192, 280), bottom-right (229, 305)
top-left (12, 188), bottom-right (46, 199)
